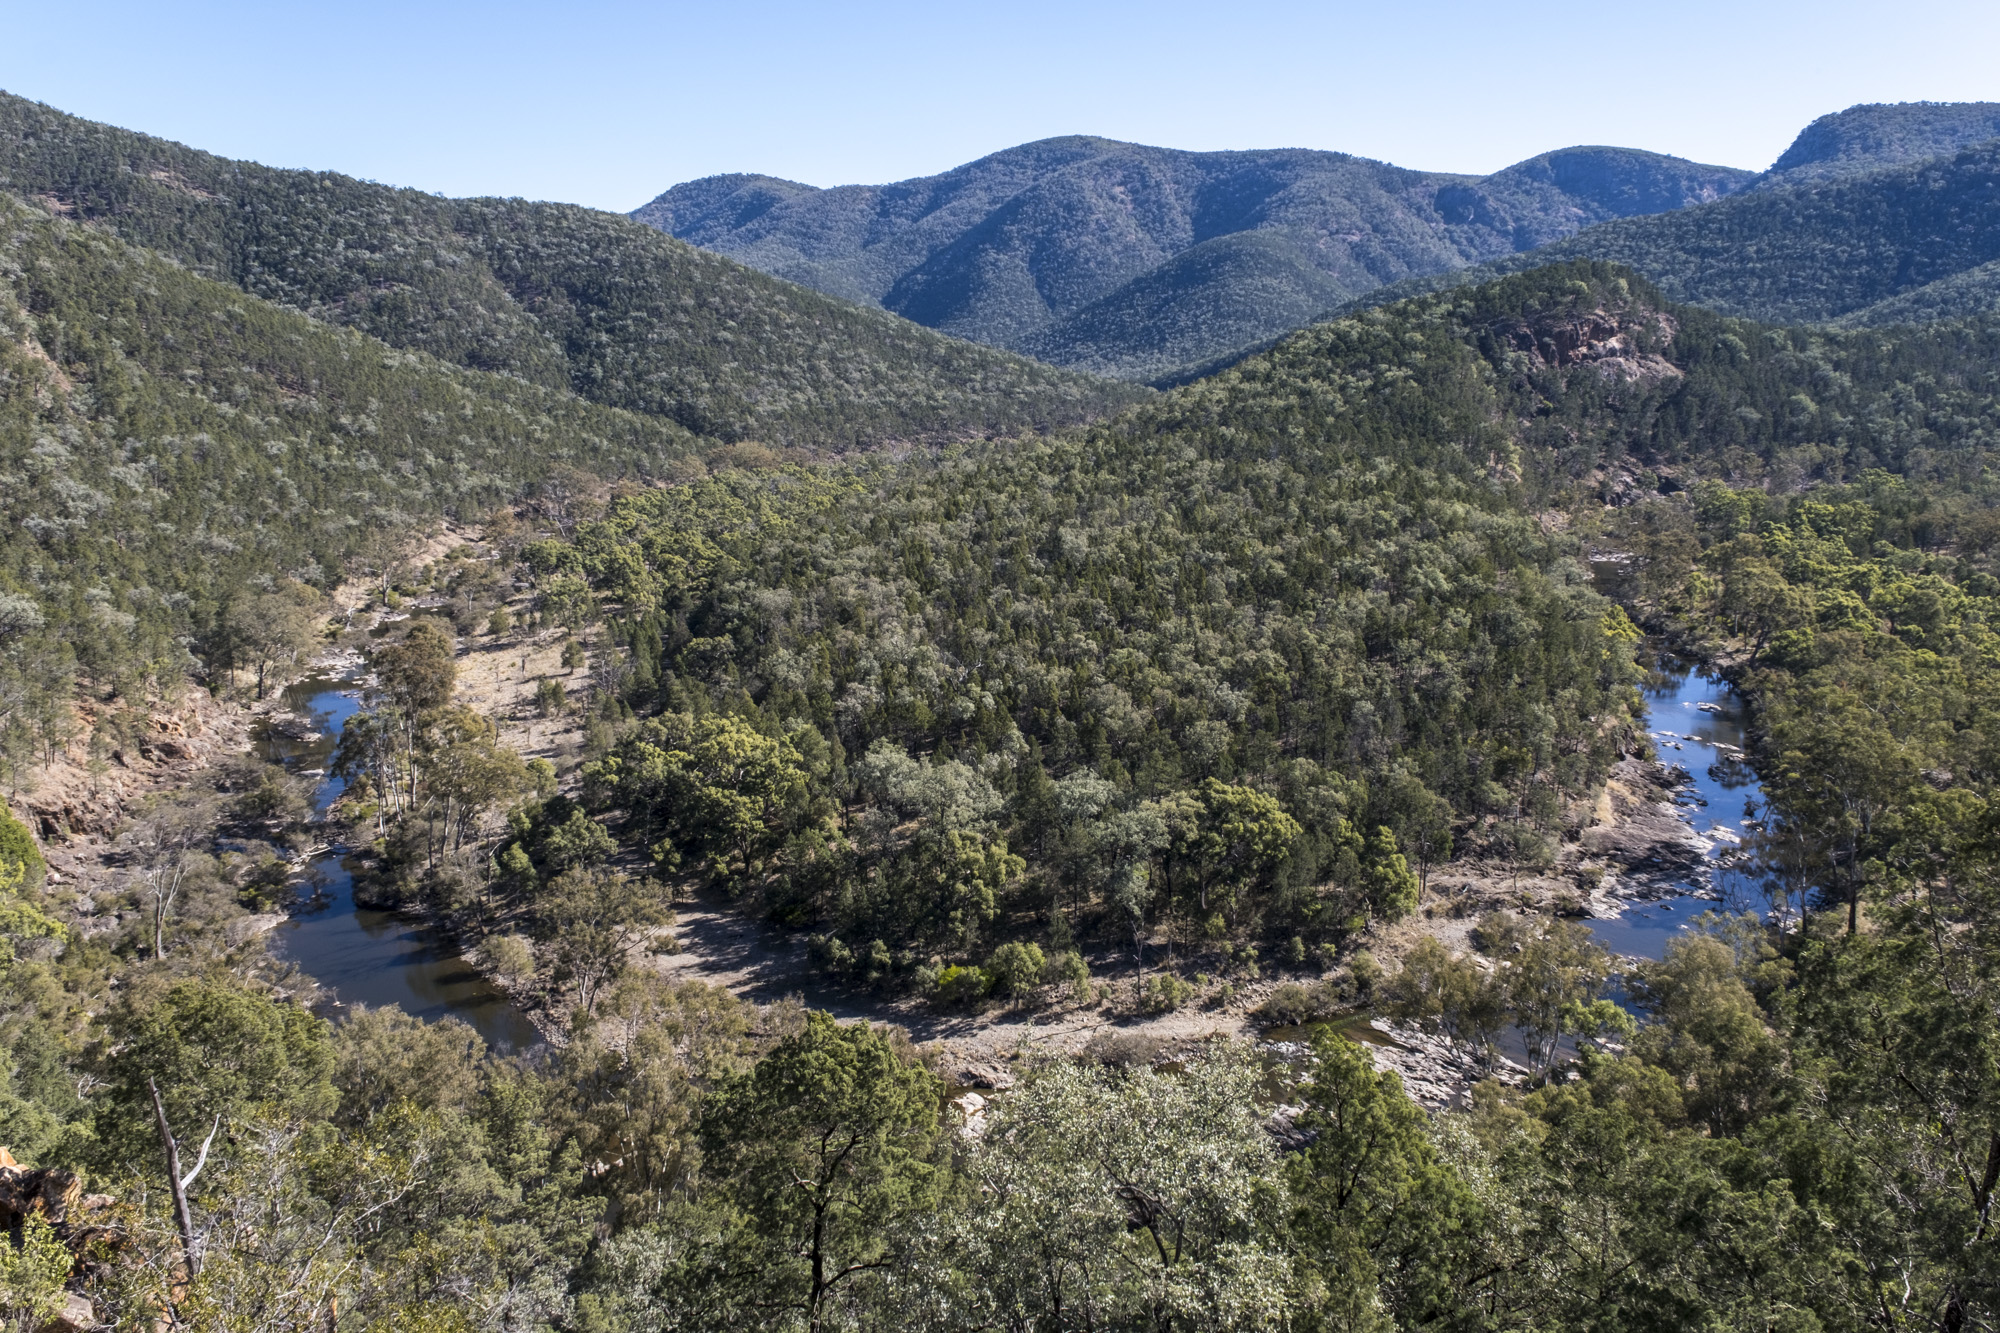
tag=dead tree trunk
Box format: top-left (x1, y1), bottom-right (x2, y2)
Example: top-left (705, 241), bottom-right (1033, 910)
top-left (148, 1078), bottom-right (218, 1284)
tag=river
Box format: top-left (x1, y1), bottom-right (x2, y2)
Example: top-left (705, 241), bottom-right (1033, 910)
top-left (1583, 658), bottom-right (1766, 960)
top-left (258, 678), bottom-right (539, 1053)
top-left (256, 653), bottom-right (1750, 1045)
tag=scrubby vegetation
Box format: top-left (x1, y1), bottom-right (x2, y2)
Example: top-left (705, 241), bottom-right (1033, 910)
top-left (0, 92), bottom-right (1148, 450)
top-left (4, 85), bottom-right (2000, 1328)
top-left (513, 261), bottom-right (2000, 984)
top-left (0, 193), bottom-right (695, 779)
top-left (527, 270), bottom-right (1657, 987)
top-left (1, 898), bottom-right (1993, 1330)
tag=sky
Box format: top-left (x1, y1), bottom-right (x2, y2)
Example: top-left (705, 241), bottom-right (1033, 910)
top-left (5, 0), bottom-right (1998, 212)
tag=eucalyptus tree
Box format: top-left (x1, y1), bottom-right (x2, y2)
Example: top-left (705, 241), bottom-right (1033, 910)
top-left (918, 1045), bottom-right (1291, 1332)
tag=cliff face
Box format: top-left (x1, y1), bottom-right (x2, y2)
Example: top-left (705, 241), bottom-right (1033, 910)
top-left (0, 1148), bottom-right (117, 1331)
top-left (1484, 303), bottom-right (1683, 386)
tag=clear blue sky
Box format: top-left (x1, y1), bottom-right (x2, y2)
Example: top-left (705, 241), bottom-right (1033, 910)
top-left (6, 1), bottom-right (1997, 211)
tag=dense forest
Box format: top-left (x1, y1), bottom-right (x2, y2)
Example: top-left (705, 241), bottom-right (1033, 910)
top-left (518, 276), bottom-right (1649, 982)
top-left (0, 93), bottom-right (1145, 449)
top-left (466, 264), bottom-right (2000, 983)
top-left (1343, 137), bottom-right (2000, 334)
top-left (1759, 99), bottom-right (2000, 185)
top-left (1, 84), bottom-right (1998, 1330)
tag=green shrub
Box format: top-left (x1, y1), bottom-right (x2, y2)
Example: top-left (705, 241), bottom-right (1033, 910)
top-left (1138, 973), bottom-right (1195, 1015)
top-left (809, 934), bottom-right (854, 975)
top-left (1349, 950), bottom-right (1383, 999)
top-left (0, 802), bottom-right (46, 891)
top-left (484, 934), bottom-right (535, 983)
top-left (1043, 948), bottom-right (1092, 1001)
top-left (1256, 979), bottom-right (1341, 1026)
top-left (934, 965), bottom-right (989, 1007)
top-left (983, 942), bottom-right (1047, 999)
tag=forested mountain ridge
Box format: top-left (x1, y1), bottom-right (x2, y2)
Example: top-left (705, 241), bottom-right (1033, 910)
top-left (429, 266), bottom-right (1996, 1327)
top-left (1759, 98), bottom-right (2000, 185)
top-left (510, 267), bottom-right (1664, 981)
top-left (635, 136), bottom-right (1753, 381)
top-left (0, 91), bottom-right (1146, 450)
top-left (1334, 135), bottom-right (2000, 335)
top-left (645, 102), bottom-right (2000, 385)
top-left (0, 191), bottom-right (703, 776)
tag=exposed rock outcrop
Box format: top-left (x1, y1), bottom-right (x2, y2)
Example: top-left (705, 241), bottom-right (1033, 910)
top-left (0, 1147), bottom-right (119, 1331)
top-left (19, 688), bottom-right (249, 851)
top-left (1488, 305), bottom-right (1683, 385)
top-left (1580, 757), bottom-right (1712, 903)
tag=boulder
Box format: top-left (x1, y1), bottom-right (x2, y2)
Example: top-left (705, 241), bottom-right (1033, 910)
top-left (953, 1061), bottom-right (1015, 1091)
top-left (41, 1292), bottom-right (94, 1332)
top-left (0, 1149), bottom-right (82, 1227)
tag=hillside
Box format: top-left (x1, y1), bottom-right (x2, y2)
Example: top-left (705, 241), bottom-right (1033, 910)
top-left (514, 260), bottom-right (2000, 977)
top-left (0, 92), bottom-right (1146, 450)
top-left (635, 137), bottom-right (1752, 381)
top-left (1834, 256), bottom-right (2000, 326)
top-left (0, 191), bottom-right (699, 774)
top-left (529, 265), bottom-right (1646, 975)
top-left (1327, 135), bottom-right (2000, 334)
top-left (1760, 99), bottom-right (2000, 185)
top-left (8, 250), bottom-right (2000, 1330)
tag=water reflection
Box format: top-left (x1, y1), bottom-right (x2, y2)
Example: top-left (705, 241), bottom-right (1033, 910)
top-left (262, 678), bottom-right (538, 1052)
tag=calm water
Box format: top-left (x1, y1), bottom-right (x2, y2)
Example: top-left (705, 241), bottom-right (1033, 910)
top-left (262, 678), bottom-right (538, 1053)
top-left (1583, 661), bottom-right (1765, 960)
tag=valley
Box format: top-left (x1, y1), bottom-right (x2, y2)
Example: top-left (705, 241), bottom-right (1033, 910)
top-left (245, 558), bottom-right (1747, 1096)
top-left (0, 84), bottom-right (1997, 1333)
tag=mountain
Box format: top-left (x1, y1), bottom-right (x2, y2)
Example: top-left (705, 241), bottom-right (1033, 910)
top-left (0, 189), bottom-right (699, 754)
top-left (15, 134), bottom-right (2000, 1327)
top-left (1759, 100), bottom-right (2000, 186)
top-left (0, 92), bottom-right (1145, 450)
top-left (1336, 136), bottom-right (2000, 331)
top-left (634, 137), bottom-right (1753, 381)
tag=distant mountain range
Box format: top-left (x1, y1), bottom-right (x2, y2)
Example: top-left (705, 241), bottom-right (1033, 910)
top-left (636, 102), bottom-right (2000, 383)
top-left (1343, 107), bottom-right (2000, 334)
top-left (635, 140), bottom-right (1752, 383)
top-left (0, 92), bottom-right (1144, 450)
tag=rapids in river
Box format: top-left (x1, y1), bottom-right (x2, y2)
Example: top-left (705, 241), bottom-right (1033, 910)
top-left (1584, 658), bottom-right (1766, 960)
